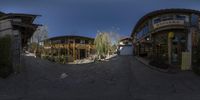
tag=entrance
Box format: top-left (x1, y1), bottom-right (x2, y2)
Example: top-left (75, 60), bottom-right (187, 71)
top-left (80, 49), bottom-right (86, 59)
top-left (171, 34), bottom-right (187, 65)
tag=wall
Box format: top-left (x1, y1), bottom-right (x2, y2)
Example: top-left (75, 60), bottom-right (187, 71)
top-left (0, 19), bottom-right (21, 73)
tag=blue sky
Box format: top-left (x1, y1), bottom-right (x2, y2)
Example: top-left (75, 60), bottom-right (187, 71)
top-left (0, 0), bottom-right (200, 38)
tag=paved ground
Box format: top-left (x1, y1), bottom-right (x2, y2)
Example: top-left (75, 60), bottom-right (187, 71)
top-left (1, 56), bottom-right (200, 100)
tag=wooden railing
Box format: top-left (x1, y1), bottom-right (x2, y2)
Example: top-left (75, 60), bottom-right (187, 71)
top-left (44, 43), bottom-right (95, 49)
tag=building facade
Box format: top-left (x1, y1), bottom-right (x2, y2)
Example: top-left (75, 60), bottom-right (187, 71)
top-left (0, 11), bottom-right (40, 72)
top-left (43, 35), bottom-right (95, 62)
top-left (131, 9), bottom-right (200, 69)
top-left (117, 38), bottom-right (133, 55)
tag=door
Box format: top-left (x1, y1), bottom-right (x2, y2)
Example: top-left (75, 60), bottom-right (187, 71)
top-left (171, 35), bottom-right (187, 65)
top-left (80, 49), bottom-right (86, 59)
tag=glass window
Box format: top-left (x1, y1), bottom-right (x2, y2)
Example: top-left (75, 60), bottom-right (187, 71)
top-left (176, 15), bottom-right (186, 20)
top-left (153, 18), bottom-right (161, 24)
top-left (70, 40), bottom-right (74, 43)
top-left (13, 18), bottom-right (22, 22)
top-left (61, 39), bottom-right (65, 44)
top-left (199, 22), bottom-right (200, 29)
top-left (65, 40), bottom-right (68, 44)
top-left (162, 15), bottom-right (173, 21)
top-left (52, 40), bottom-right (61, 44)
top-left (85, 40), bottom-right (89, 44)
top-left (80, 40), bottom-right (85, 44)
top-left (75, 39), bottom-right (80, 43)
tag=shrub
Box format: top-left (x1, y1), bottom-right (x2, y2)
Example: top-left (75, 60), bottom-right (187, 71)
top-left (192, 66), bottom-right (200, 75)
top-left (192, 37), bottom-right (200, 75)
top-left (149, 60), bottom-right (169, 69)
top-left (0, 35), bottom-right (13, 78)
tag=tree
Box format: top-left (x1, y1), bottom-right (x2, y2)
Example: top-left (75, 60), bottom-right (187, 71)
top-left (108, 31), bottom-right (121, 53)
top-left (94, 32), bottom-right (112, 59)
top-left (31, 25), bottom-right (48, 44)
top-left (29, 25), bottom-right (48, 56)
top-left (109, 31), bottom-right (121, 46)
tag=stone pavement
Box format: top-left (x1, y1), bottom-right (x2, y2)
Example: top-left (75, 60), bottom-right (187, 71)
top-left (130, 57), bottom-right (200, 100)
top-left (0, 56), bottom-right (200, 100)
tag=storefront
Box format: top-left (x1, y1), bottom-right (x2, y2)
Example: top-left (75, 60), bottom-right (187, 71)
top-left (131, 9), bottom-right (200, 69)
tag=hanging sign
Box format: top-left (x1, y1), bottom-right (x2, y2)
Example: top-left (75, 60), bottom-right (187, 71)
top-left (168, 32), bottom-right (174, 39)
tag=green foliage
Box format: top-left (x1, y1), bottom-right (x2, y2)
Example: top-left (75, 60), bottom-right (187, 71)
top-left (28, 42), bottom-right (38, 53)
top-left (0, 35), bottom-right (13, 78)
top-left (94, 32), bottom-right (112, 59)
top-left (110, 44), bottom-right (117, 54)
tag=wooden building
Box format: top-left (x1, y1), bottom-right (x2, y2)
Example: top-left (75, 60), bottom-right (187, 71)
top-left (131, 9), bottom-right (200, 69)
top-left (0, 11), bottom-right (40, 72)
top-left (43, 35), bottom-right (95, 62)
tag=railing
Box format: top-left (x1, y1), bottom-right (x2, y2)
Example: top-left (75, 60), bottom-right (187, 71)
top-left (44, 43), bottom-right (95, 49)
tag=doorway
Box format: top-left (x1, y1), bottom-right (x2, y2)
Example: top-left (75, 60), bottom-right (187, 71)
top-left (171, 35), bottom-right (187, 65)
top-left (80, 49), bottom-right (86, 59)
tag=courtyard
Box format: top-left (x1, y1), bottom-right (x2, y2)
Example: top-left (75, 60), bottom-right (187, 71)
top-left (1, 55), bottom-right (200, 100)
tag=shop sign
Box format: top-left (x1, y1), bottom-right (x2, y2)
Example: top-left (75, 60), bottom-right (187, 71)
top-left (153, 20), bottom-right (184, 29)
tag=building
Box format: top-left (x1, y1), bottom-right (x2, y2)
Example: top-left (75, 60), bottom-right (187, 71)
top-left (131, 9), bottom-right (200, 69)
top-left (0, 11), bottom-right (40, 72)
top-left (117, 38), bottom-right (133, 55)
top-left (43, 35), bottom-right (95, 62)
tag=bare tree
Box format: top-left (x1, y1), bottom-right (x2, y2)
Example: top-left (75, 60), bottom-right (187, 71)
top-left (29, 25), bottom-right (48, 55)
top-left (31, 25), bottom-right (48, 44)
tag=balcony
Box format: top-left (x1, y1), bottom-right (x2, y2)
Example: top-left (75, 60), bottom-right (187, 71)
top-left (44, 43), bottom-right (95, 49)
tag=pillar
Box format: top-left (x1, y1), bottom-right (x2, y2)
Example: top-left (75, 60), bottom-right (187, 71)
top-left (168, 32), bottom-right (174, 64)
top-left (73, 40), bottom-right (76, 60)
top-left (187, 28), bottom-right (194, 68)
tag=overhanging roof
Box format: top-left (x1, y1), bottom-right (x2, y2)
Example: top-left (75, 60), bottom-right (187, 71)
top-left (131, 8), bottom-right (200, 37)
top-left (46, 35), bottom-right (94, 41)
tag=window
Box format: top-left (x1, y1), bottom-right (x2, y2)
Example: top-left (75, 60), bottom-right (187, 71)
top-left (61, 39), bottom-right (65, 44)
top-left (65, 40), bottom-right (68, 44)
top-left (161, 15), bottom-right (173, 21)
top-left (176, 15), bottom-right (186, 20)
top-left (13, 18), bottom-right (22, 22)
top-left (80, 40), bottom-right (85, 44)
top-left (69, 40), bottom-right (74, 43)
top-left (75, 39), bottom-right (80, 43)
top-left (52, 40), bottom-right (61, 44)
top-left (153, 18), bottom-right (161, 24)
top-left (199, 21), bottom-right (200, 29)
top-left (85, 40), bottom-right (89, 44)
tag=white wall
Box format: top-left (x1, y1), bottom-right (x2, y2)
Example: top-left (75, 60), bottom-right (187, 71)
top-left (119, 45), bottom-right (133, 55)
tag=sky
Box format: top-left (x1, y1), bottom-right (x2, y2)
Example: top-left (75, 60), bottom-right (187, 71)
top-left (0, 0), bottom-right (200, 38)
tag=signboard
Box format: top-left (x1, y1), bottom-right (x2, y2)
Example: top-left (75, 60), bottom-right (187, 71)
top-left (153, 20), bottom-right (184, 29)
top-left (168, 32), bottom-right (174, 39)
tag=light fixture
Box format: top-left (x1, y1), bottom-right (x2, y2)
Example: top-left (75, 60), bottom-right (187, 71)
top-left (146, 37), bottom-right (150, 41)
